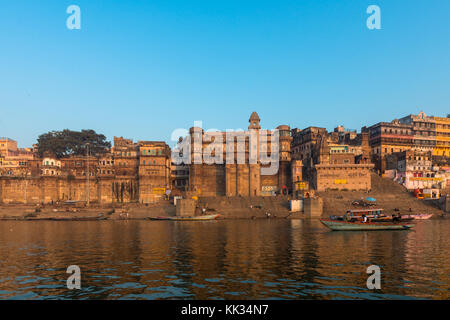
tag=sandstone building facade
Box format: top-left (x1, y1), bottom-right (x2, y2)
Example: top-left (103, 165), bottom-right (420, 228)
top-left (186, 112), bottom-right (296, 196)
top-left (364, 119), bottom-right (414, 172)
top-left (292, 126), bottom-right (373, 192)
top-left (1, 111), bottom-right (448, 203)
top-left (0, 137), bottom-right (170, 205)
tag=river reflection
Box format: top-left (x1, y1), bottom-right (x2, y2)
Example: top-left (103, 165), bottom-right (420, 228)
top-left (0, 219), bottom-right (448, 299)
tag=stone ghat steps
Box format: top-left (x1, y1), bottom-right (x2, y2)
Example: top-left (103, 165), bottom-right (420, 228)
top-left (197, 196), bottom-right (292, 218)
top-left (319, 173), bottom-right (444, 217)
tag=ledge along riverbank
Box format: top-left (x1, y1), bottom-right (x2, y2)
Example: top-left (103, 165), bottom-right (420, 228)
top-left (0, 174), bottom-right (447, 221)
top-left (0, 195), bottom-right (446, 222)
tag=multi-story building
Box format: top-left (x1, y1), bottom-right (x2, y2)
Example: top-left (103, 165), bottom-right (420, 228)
top-left (41, 157), bottom-right (62, 176)
top-left (186, 112), bottom-right (294, 196)
top-left (312, 132), bottom-right (373, 191)
top-left (171, 164), bottom-right (189, 192)
top-left (111, 136), bottom-right (139, 177)
top-left (399, 112), bottom-right (436, 153)
top-left (291, 126), bottom-right (373, 192)
top-left (138, 141), bottom-right (171, 203)
top-left (0, 137), bottom-right (18, 157)
top-left (387, 149), bottom-right (446, 198)
top-left (291, 127), bottom-right (328, 164)
top-left (0, 135), bottom-right (172, 204)
top-left (365, 119), bottom-right (414, 172)
top-left (0, 137), bottom-right (35, 177)
top-left (431, 116), bottom-right (450, 157)
top-left (331, 126), bottom-right (358, 144)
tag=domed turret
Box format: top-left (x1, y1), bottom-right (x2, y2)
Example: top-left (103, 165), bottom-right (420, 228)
top-left (248, 112), bottom-right (261, 130)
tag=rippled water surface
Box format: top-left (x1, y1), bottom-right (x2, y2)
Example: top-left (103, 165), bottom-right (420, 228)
top-left (0, 219), bottom-right (448, 299)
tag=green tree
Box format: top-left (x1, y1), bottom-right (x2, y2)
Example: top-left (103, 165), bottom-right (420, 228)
top-left (36, 129), bottom-right (111, 158)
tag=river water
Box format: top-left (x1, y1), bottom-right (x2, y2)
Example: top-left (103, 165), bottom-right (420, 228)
top-left (0, 219), bottom-right (448, 300)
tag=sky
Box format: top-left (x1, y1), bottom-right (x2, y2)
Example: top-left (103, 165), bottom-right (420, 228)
top-left (0, 0), bottom-right (449, 148)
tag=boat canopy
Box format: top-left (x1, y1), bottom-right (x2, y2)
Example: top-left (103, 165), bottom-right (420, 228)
top-left (348, 208), bottom-right (384, 216)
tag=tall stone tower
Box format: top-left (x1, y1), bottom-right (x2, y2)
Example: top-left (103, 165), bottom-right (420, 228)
top-left (318, 133), bottom-right (330, 164)
top-left (277, 125), bottom-right (292, 193)
top-left (359, 132), bottom-right (371, 164)
top-left (247, 111), bottom-right (261, 196)
top-left (248, 112), bottom-right (261, 130)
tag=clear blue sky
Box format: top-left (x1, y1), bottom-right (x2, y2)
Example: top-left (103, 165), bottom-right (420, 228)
top-left (1, 0), bottom-right (449, 148)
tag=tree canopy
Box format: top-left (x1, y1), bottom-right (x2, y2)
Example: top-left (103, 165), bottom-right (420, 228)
top-left (36, 129), bottom-right (111, 158)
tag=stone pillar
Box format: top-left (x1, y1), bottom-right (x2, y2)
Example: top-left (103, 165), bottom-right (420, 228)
top-left (445, 196), bottom-right (450, 213)
top-left (290, 199), bottom-right (303, 212)
top-left (237, 164), bottom-right (250, 196)
top-left (236, 164), bottom-right (240, 196)
top-left (249, 164), bottom-right (260, 196)
top-left (278, 161), bottom-right (290, 190)
top-left (226, 164), bottom-right (237, 196)
top-left (304, 197), bottom-right (323, 218)
top-left (176, 199), bottom-right (196, 216)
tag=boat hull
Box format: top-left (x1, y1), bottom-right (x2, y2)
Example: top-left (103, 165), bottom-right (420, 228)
top-left (401, 214), bottom-right (433, 220)
top-left (320, 219), bottom-right (414, 231)
top-left (149, 214), bottom-right (220, 221)
top-left (47, 216), bottom-right (108, 221)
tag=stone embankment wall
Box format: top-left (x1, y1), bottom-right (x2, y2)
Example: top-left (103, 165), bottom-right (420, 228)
top-left (0, 177), bottom-right (138, 204)
top-left (1, 172), bottom-right (445, 220)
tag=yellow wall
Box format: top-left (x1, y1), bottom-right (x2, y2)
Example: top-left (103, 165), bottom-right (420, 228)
top-left (432, 117), bottom-right (450, 156)
top-left (380, 144), bottom-right (411, 155)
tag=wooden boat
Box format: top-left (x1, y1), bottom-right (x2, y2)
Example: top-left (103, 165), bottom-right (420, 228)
top-left (47, 216), bottom-right (108, 221)
top-left (320, 219), bottom-right (414, 231)
top-left (400, 214), bottom-right (433, 220)
top-left (149, 214), bottom-right (220, 221)
top-left (329, 208), bottom-right (386, 221)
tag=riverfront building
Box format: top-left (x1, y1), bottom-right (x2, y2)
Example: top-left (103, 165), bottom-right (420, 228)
top-left (186, 112), bottom-right (295, 197)
top-left (138, 141), bottom-right (171, 203)
top-left (399, 112), bottom-right (436, 153)
top-left (368, 113), bottom-right (450, 172)
top-left (364, 119), bottom-right (414, 173)
top-left (0, 136), bottom-right (171, 204)
top-left (386, 149), bottom-right (446, 198)
top-left (0, 111), bottom-right (448, 204)
top-left (291, 126), bottom-right (373, 192)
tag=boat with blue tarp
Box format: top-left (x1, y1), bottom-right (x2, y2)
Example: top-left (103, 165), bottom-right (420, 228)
top-left (320, 219), bottom-right (414, 231)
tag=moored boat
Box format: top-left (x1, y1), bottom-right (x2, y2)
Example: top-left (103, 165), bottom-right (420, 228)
top-left (47, 216), bottom-right (108, 221)
top-left (149, 214), bottom-right (220, 221)
top-left (400, 214), bottom-right (433, 220)
top-left (329, 208), bottom-right (385, 221)
top-left (320, 219), bottom-right (414, 231)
